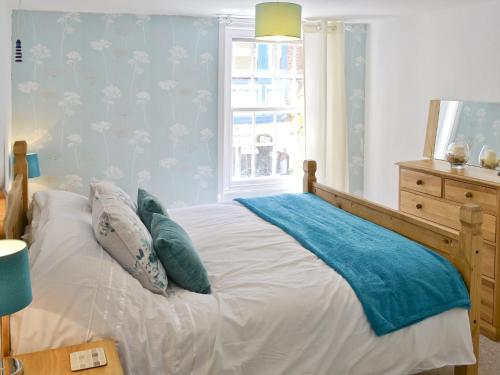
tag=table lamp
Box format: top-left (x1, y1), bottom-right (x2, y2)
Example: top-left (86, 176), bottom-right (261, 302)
top-left (0, 240), bottom-right (32, 375)
top-left (13, 153), bottom-right (40, 180)
top-left (26, 153), bottom-right (40, 179)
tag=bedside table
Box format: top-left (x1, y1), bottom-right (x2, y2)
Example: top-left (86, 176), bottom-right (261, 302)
top-left (6, 339), bottom-right (124, 374)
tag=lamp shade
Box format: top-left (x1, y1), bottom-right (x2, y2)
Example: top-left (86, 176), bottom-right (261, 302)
top-left (255, 2), bottom-right (302, 41)
top-left (0, 240), bottom-right (32, 316)
top-left (27, 153), bottom-right (41, 178)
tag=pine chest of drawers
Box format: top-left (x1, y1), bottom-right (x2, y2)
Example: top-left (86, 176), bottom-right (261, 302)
top-left (398, 159), bottom-right (500, 340)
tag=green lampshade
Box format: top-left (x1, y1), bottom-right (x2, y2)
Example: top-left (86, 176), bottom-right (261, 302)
top-left (255, 2), bottom-right (302, 41)
top-left (27, 153), bottom-right (41, 178)
top-left (0, 240), bottom-right (32, 316)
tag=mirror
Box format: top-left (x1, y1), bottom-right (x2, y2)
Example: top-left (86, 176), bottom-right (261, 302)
top-left (429, 100), bottom-right (500, 168)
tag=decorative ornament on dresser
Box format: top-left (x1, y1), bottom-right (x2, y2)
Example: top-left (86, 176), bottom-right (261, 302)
top-left (479, 145), bottom-right (498, 170)
top-left (445, 141), bottom-right (470, 169)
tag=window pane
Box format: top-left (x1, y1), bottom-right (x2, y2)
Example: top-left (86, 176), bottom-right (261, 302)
top-left (254, 78), bottom-right (272, 106)
top-left (233, 112), bottom-right (254, 179)
top-left (271, 78), bottom-right (294, 107)
top-left (232, 78), bottom-right (255, 107)
top-left (278, 45), bottom-right (292, 74)
top-left (255, 112), bottom-right (275, 177)
top-left (232, 42), bottom-right (253, 76)
top-left (275, 112), bottom-right (304, 176)
top-left (294, 79), bottom-right (304, 107)
top-left (295, 45), bottom-right (304, 76)
top-left (256, 43), bottom-right (272, 74)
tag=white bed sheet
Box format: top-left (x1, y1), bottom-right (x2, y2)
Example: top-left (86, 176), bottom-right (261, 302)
top-left (12, 191), bottom-right (475, 375)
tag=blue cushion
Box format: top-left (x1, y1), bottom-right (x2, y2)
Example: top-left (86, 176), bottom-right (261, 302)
top-left (137, 189), bottom-right (167, 232)
top-left (151, 213), bottom-right (211, 294)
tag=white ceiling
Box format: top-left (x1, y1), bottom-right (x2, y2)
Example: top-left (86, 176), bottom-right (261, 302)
top-left (9, 0), bottom-right (497, 19)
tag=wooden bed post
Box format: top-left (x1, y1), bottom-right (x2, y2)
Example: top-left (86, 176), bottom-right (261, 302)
top-left (303, 160), bottom-right (317, 193)
top-left (455, 204), bottom-right (482, 375)
top-left (13, 140), bottom-right (28, 218)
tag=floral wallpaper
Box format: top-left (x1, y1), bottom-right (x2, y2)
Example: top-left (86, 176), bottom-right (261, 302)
top-left (345, 24), bottom-right (366, 196)
top-left (12, 10), bottom-right (218, 207)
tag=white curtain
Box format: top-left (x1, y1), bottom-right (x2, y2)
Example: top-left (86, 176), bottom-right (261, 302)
top-left (304, 20), bottom-right (348, 191)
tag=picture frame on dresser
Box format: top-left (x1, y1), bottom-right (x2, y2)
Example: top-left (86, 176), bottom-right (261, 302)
top-left (397, 99), bottom-right (500, 341)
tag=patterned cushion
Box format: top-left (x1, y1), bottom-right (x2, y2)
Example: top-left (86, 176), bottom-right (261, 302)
top-left (137, 189), bottom-right (167, 232)
top-left (89, 181), bottom-right (137, 212)
top-left (92, 194), bottom-right (168, 294)
top-left (151, 213), bottom-right (211, 294)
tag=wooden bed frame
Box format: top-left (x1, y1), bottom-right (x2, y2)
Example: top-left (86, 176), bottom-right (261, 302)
top-left (0, 141), bottom-right (482, 375)
top-left (304, 160), bottom-right (481, 375)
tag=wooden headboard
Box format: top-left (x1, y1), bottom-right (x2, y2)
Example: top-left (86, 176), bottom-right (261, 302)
top-left (4, 140), bottom-right (29, 240)
top-left (1, 140), bottom-right (29, 358)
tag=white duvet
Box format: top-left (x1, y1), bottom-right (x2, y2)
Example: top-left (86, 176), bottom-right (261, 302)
top-left (11, 190), bottom-right (475, 375)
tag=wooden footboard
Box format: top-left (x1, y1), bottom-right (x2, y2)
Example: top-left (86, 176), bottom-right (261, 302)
top-left (303, 160), bottom-right (481, 375)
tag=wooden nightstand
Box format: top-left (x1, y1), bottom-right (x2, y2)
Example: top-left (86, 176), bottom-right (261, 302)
top-left (6, 339), bottom-right (124, 374)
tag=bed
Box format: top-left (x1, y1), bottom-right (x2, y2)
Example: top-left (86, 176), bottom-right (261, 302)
top-left (1, 141), bottom-right (482, 375)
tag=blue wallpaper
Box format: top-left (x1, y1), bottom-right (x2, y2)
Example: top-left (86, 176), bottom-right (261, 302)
top-left (345, 24), bottom-right (366, 196)
top-left (12, 11), bottom-right (219, 207)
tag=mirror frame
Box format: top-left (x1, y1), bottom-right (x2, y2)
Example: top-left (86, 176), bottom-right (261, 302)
top-left (423, 99), bottom-right (442, 159)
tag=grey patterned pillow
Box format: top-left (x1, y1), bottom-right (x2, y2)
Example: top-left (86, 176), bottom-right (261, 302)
top-left (91, 193), bottom-right (168, 294)
top-left (89, 181), bottom-right (137, 212)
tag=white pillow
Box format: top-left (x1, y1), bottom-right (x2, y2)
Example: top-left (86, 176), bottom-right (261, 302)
top-left (28, 190), bottom-right (90, 264)
top-left (89, 181), bottom-right (137, 212)
top-left (91, 193), bottom-right (168, 294)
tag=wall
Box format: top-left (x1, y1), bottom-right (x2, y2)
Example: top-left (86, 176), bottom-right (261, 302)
top-left (365, 1), bottom-right (500, 208)
top-left (12, 11), bottom-right (218, 207)
top-left (0, 1), bottom-right (11, 188)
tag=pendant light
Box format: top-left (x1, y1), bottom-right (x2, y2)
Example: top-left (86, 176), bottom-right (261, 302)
top-left (255, 2), bottom-right (302, 41)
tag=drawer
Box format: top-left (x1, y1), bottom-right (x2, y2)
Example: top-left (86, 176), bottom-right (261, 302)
top-left (481, 277), bottom-right (495, 325)
top-left (483, 242), bottom-right (496, 279)
top-left (400, 190), bottom-right (497, 243)
top-left (400, 169), bottom-right (442, 197)
top-left (444, 179), bottom-right (498, 215)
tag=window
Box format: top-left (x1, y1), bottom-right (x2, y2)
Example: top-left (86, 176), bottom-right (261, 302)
top-left (220, 24), bottom-right (305, 200)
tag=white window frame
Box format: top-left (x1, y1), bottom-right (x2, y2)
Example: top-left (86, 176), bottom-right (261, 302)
top-left (218, 20), bottom-right (304, 201)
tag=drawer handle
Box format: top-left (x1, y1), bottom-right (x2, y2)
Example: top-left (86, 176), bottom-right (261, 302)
top-left (465, 192), bottom-right (473, 198)
top-left (416, 179), bottom-right (423, 185)
top-left (416, 203), bottom-right (423, 209)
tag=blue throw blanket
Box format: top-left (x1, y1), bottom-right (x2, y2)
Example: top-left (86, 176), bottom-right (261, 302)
top-left (235, 193), bottom-right (470, 336)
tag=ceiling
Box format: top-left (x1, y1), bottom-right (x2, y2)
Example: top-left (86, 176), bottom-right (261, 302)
top-left (9, 0), bottom-right (496, 19)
